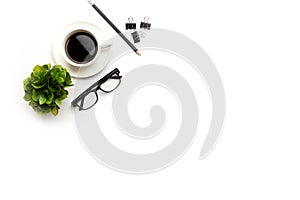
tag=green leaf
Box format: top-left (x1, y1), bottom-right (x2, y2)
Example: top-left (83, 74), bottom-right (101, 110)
top-left (32, 82), bottom-right (47, 89)
top-left (23, 78), bottom-right (33, 92)
top-left (45, 92), bottom-right (54, 105)
top-left (48, 86), bottom-right (56, 93)
top-left (65, 72), bottom-right (73, 86)
top-left (51, 106), bottom-right (59, 116)
top-left (32, 65), bottom-right (47, 78)
top-left (39, 95), bottom-right (47, 105)
top-left (31, 89), bottom-right (39, 102)
top-left (55, 98), bottom-right (62, 106)
top-left (57, 77), bottom-right (65, 84)
top-left (44, 63), bottom-right (51, 69)
top-left (23, 93), bottom-right (32, 101)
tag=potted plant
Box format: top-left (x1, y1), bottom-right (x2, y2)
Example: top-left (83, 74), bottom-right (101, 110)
top-left (23, 64), bottom-right (73, 116)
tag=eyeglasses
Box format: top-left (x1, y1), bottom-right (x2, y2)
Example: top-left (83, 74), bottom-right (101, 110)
top-left (71, 68), bottom-right (122, 111)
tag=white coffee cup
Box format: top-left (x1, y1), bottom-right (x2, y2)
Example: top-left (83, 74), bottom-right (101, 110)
top-left (61, 23), bottom-right (104, 68)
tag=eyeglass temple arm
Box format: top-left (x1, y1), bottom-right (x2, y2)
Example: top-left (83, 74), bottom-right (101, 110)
top-left (110, 75), bottom-right (122, 79)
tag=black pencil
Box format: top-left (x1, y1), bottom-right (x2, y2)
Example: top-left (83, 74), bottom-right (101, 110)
top-left (88, 0), bottom-right (141, 56)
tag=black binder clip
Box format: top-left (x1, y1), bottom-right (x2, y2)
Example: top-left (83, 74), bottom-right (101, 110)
top-left (126, 16), bottom-right (136, 30)
top-left (131, 31), bottom-right (141, 43)
top-left (140, 17), bottom-right (151, 30)
top-left (138, 30), bottom-right (147, 38)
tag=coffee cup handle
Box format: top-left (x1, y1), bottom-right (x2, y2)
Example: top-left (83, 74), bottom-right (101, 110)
top-left (100, 44), bottom-right (113, 49)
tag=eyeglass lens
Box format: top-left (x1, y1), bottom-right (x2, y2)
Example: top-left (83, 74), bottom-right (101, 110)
top-left (76, 72), bottom-right (121, 110)
top-left (79, 91), bottom-right (98, 110)
top-left (100, 74), bottom-right (121, 92)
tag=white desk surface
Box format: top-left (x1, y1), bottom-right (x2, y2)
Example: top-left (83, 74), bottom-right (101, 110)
top-left (1, 0), bottom-right (300, 199)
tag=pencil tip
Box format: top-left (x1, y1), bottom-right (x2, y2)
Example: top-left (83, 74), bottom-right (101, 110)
top-left (135, 51), bottom-right (141, 56)
top-left (87, 0), bottom-right (94, 5)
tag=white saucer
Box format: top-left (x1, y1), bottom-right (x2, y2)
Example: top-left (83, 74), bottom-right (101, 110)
top-left (52, 22), bottom-right (112, 79)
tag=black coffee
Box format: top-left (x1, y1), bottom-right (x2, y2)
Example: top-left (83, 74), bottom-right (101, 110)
top-left (65, 31), bottom-right (98, 64)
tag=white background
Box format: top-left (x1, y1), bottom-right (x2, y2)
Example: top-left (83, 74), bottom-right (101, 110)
top-left (1, 0), bottom-right (300, 199)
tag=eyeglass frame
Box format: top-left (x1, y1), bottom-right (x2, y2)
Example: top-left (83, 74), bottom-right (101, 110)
top-left (71, 68), bottom-right (122, 111)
